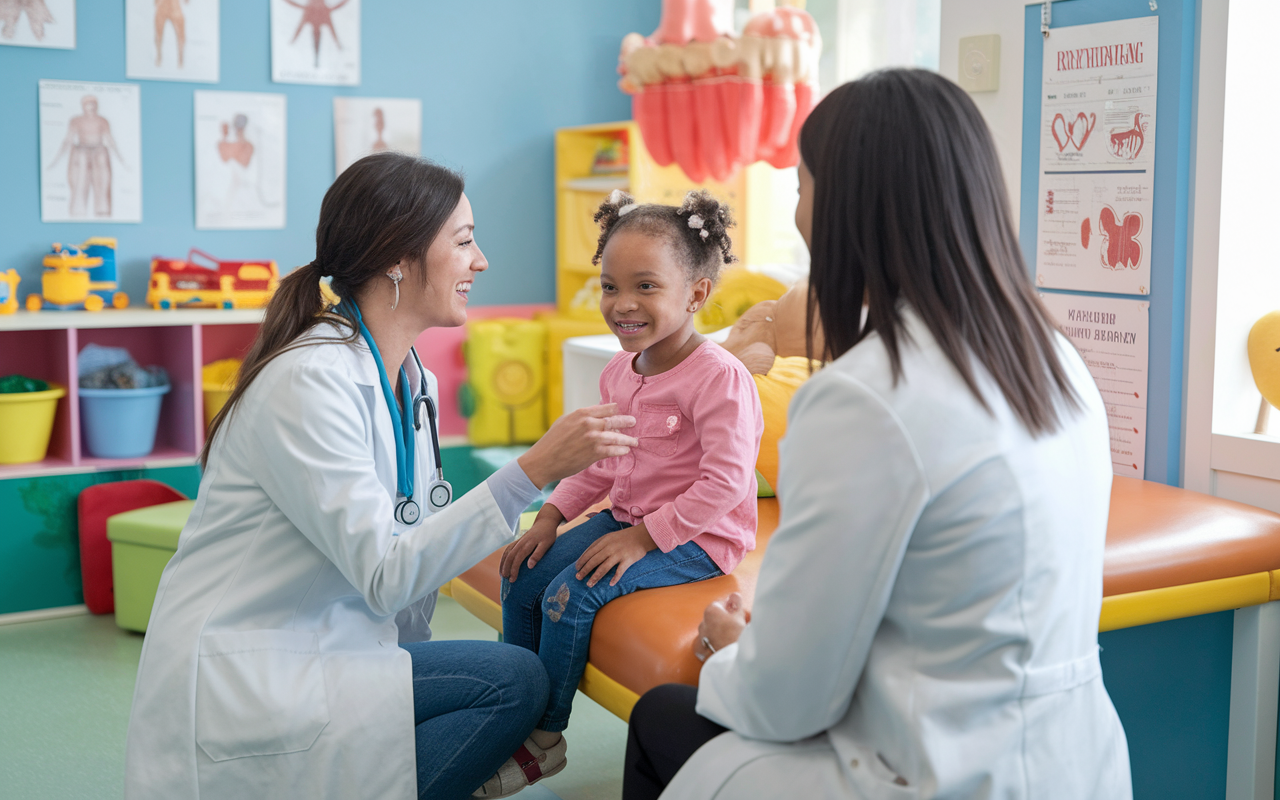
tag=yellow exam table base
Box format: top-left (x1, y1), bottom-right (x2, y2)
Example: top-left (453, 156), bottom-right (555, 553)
top-left (1098, 570), bottom-right (1280, 633)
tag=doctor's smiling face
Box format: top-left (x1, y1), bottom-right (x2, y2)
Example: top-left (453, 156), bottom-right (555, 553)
top-left (408, 192), bottom-right (488, 328)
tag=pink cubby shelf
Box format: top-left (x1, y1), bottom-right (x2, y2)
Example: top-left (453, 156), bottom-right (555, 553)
top-left (0, 307), bottom-right (264, 478)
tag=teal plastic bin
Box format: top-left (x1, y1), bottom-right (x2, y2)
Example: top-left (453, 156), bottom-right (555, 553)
top-left (80, 384), bottom-right (170, 458)
top-left (106, 500), bottom-right (194, 632)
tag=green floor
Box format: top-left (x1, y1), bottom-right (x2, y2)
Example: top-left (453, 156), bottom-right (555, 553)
top-left (0, 597), bottom-right (627, 800)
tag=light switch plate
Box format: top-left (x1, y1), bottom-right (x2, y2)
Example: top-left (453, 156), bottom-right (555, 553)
top-left (958, 34), bottom-right (1000, 93)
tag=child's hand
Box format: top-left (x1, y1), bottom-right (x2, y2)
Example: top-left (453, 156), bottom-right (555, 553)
top-left (695, 592), bottom-right (750, 662)
top-left (574, 524), bottom-right (658, 588)
top-left (501, 505), bottom-right (565, 582)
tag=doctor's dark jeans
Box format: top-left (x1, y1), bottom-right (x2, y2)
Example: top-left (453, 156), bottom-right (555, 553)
top-left (400, 639), bottom-right (549, 800)
top-left (500, 510), bottom-right (722, 732)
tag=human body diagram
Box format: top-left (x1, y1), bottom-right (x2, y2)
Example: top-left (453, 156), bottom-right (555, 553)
top-left (153, 0), bottom-right (187, 67)
top-left (0, 0), bottom-right (53, 41)
top-left (284, 0), bottom-right (349, 67)
top-left (215, 113), bottom-right (272, 213)
top-left (46, 95), bottom-right (128, 218)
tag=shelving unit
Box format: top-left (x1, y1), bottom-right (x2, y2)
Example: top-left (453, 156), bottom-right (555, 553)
top-left (0, 308), bottom-right (262, 479)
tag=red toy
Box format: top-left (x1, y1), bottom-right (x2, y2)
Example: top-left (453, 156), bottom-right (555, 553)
top-left (146, 249), bottom-right (280, 310)
top-left (78, 479), bottom-right (187, 615)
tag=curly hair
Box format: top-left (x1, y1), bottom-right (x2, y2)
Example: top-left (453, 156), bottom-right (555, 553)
top-left (591, 189), bottom-right (737, 285)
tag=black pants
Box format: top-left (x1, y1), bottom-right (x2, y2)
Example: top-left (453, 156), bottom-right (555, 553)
top-left (624, 683), bottom-right (729, 800)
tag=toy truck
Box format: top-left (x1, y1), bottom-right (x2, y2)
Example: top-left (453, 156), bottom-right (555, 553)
top-left (26, 238), bottom-right (128, 312)
top-left (146, 249), bottom-right (279, 310)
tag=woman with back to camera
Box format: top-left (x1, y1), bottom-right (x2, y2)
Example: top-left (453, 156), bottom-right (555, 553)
top-left (624, 68), bottom-right (1132, 799)
top-left (123, 152), bottom-right (638, 800)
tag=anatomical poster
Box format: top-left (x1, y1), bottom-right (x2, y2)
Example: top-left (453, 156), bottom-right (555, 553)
top-left (1036, 16), bottom-right (1158, 295)
top-left (39, 80), bottom-right (142, 223)
top-left (126, 0), bottom-right (220, 83)
top-left (0, 0), bottom-right (75, 49)
top-left (1040, 292), bottom-right (1149, 478)
top-left (333, 97), bottom-right (421, 174)
top-left (194, 91), bottom-right (286, 229)
top-left (270, 0), bottom-right (359, 86)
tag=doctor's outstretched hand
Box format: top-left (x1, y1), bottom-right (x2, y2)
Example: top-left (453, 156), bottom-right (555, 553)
top-left (517, 403), bottom-right (637, 489)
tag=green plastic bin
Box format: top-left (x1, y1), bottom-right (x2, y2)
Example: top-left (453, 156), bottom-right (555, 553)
top-left (106, 500), bottom-right (194, 632)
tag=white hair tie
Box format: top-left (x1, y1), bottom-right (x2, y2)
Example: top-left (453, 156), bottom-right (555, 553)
top-left (618, 203), bottom-right (639, 216)
top-left (687, 214), bottom-right (704, 229)
top-left (607, 189), bottom-right (638, 217)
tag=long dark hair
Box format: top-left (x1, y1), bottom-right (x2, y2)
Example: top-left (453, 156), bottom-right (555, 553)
top-left (201, 152), bottom-right (464, 466)
top-left (799, 69), bottom-right (1078, 435)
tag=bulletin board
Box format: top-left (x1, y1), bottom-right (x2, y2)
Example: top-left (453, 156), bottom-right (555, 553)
top-left (1018, 0), bottom-right (1195, 487)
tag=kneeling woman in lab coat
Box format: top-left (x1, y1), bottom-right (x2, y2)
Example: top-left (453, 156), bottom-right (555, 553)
top-left (624, 69), bottom-right (1133, 799)
top-left (124, 153), bottom-right (638, 800)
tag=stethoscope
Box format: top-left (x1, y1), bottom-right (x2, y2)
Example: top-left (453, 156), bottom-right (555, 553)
top-left (339, 300), bottom-right (452, 526)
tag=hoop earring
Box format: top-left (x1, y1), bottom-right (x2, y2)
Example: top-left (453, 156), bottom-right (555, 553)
top-left (387, 265), bottom-right (403, 310)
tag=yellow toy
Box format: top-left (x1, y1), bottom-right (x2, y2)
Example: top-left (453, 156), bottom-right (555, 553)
top-left (461, 318), bottom-right (547, 446)
top-left (27, 238), bottom-right (128, 312)
top-left (0, 270), bottom-right (19, 314)
top-left (694, 268), bottom-right (788, 333)
top-left (146, 250), bottom-right (279, 310)
top-left (1248, 310), bottom-right (1280, 434)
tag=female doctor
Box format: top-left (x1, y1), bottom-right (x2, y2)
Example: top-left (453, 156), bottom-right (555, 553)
top-left (624, 69), bottom-right (1133, 799)
top-left (123, 153), bottom-right (637, 800)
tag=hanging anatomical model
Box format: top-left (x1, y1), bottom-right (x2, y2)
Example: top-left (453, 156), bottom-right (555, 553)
top-left (617, 0), bottom-right (821, 183)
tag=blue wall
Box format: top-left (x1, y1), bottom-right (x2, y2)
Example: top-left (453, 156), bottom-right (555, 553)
top-left (0, 0), bottom-right (658, 307)
top-left (1018, 0), bottom-right (1194, 488)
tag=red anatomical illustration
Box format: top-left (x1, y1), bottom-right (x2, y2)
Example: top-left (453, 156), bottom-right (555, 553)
top-left (284, 0), bottom-right (350, 68)
top-left (1108, 113), bottom-right (1148, 161)
top-left (617, 0), bottom-right (821, 182)
top-left (1080, 217), bottom-right (1091, 249)
top-left (1097, 206), bottom-right (1142, 270)
top-left (1051, 111), bottom-right (1095, 153)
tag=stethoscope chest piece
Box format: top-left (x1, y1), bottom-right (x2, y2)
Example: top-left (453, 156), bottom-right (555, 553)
top-left (395, 498), bottom-right (421, 526)
top-left (427, 480), bottom-right (453, 512)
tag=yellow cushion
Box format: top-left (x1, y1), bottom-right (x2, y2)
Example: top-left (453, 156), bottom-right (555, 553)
top-left (752, 356), bottom-right (818, 492)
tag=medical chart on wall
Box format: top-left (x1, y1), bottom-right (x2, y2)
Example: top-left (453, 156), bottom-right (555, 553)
top-left (1040, 293), bottom-right (1149, 477)
top-left (194, 91), bottom-right (286, 230)
top-left (0, 0), bottom-right (75, 49)
top-left (39, 80), bottom-right (142, 223)
top-left (333, 97), bottom-right (421, 174)
top-left (126, 0), bottom-right (220, 83)
top-left (270, 0), bottom-right (360, 86)
top-left (1036, 16), bottom-right (1158, 295)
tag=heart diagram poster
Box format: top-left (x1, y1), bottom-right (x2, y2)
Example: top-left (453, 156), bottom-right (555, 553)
top-left (1040, 292), bottom-right (1149, 478)
top-left (1037, 16), bottom-right (1157, 295)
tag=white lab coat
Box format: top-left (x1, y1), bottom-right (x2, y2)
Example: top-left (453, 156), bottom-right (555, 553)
top-left (665, 310), bottom-right (1132, 799)
top-left (123, 323), bottom-right (520, 800)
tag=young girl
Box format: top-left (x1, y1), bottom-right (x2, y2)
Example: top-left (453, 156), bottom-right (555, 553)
top-left (483, 189), bottom-right (764, 795)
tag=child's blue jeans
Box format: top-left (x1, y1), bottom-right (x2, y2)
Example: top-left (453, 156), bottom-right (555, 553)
top-left (500, 510), bottom-right (722, 732)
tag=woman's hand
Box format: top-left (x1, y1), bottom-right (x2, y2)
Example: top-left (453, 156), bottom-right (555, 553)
top-left (695, 592), bottom-right (750, 662)
top-left (574, 524), bottom-right (658, 588)
top-left (501, 505), bottom-right (564, 582)
top-left (517, 404), bottom-right (637, 488)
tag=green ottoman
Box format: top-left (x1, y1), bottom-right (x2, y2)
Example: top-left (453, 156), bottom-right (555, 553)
top-left (106, 500), bottom-right (194, 632)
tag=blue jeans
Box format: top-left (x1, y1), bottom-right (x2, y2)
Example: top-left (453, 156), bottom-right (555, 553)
top-left (400, 639), bottom-right (549, 800)
top-left (501, 510), bottom-right (722, 732)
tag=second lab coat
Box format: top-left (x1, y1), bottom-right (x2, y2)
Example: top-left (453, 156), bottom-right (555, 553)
top-left (123, 323), bottom-right (521, 799)
top-left (664, 309), bottom-right (1132, 799)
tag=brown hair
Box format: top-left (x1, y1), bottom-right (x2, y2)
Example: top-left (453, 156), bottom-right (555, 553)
top-left (200, 152), bottom-right (464, 466)
top-left (798, 68), bottom-right (1079, 435)
top-left (592, 189), bottom-right (736, 284)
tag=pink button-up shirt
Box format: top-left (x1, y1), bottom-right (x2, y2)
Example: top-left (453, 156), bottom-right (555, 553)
top-left (547, 342), bottom-right (763, 574)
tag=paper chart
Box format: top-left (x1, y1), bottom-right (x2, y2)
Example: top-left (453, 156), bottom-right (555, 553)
top-left (1040, 292), bottom-right (1149, 478)
top-left (1037, 16), bottom-right (1158, 295)
top-left (39, 80), bottom-right (142, 223)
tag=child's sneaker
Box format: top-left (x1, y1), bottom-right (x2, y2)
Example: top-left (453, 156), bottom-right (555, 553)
top-left (471, 733), bottom-right (567, 798)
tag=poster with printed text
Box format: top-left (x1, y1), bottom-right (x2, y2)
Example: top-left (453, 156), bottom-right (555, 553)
top-left (39, 80), bottom-right (142, 223)
top-left (195, 91), bottom-right (286, 229)
top-left (270, 0), bottom-right (359, 86)
top-left (0, 0), bottom-right (75, 49)
top-left (334, 97), bottom-right (421, 175)
top-left (1037, 16), bottom-right (1158, 295)
top-left (1040, 293), bottom-right (1149, 478)
top-left (126, 0), bottom-right (220, 83)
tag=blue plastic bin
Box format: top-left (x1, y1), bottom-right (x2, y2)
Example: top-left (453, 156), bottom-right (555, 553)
top-left (79, 385), bottom-right (171, 458)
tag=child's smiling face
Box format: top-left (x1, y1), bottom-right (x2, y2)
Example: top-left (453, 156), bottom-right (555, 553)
top-left (599, 229), bottom-right (710, 356)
